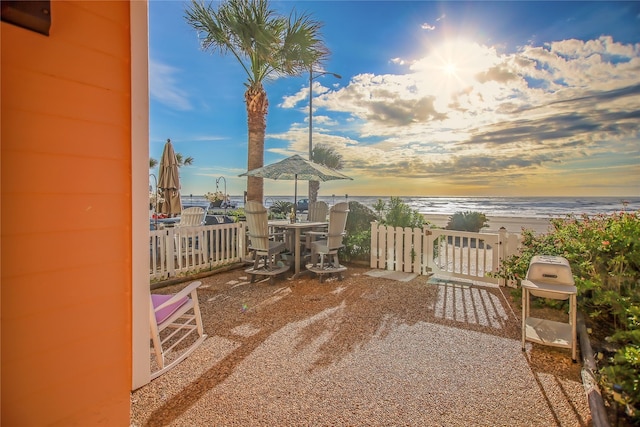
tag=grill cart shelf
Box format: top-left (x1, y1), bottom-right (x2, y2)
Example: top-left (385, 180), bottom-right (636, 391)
top-left (521, 255), bottom-right (577, 362)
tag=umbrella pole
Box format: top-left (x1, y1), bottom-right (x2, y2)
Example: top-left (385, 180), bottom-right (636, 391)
top-left (294, 174), bottom-right (298, 208)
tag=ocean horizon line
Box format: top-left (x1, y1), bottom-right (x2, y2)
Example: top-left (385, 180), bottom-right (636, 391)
top-left (180, 194), bottom-right (639, 218)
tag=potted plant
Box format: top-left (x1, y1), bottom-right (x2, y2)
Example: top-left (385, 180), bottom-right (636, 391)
top-left (205, 191), bottom-right (228, 208)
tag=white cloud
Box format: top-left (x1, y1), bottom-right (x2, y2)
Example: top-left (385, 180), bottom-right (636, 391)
top-left (280, 87), bottom-right (308, 109)
top-left (149, 59), bottom-right (193, 111)
top-left (190, 135), bottom-right (227, 142)
top-left (278, 36), bottom-right (640, 193)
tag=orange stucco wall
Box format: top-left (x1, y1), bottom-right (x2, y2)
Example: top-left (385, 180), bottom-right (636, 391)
top-left (2, 1), bottom-right (133, 424)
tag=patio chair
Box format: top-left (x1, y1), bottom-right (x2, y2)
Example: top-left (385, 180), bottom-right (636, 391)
top-left (307, 201), bottom-right (329, 222)
top-left (173, 207), bottom-right (206, 262)
top-left (244, 200), bottom-right (290, 284)
top-left (301, 201), bottom-right (329, 249)
top-left (150, 280), bottom-right (207, 380)
top-left (306, 202), bottom-right (349, 282)
top-left (176, 206), bottom-right (206, 227)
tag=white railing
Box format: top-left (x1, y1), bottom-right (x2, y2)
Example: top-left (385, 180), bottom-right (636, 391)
top-left (370, 223), bottom-right (521, 285)
top-left (150, 223), bottom-right (246, 281)
top-left (150, 221), bottom-right (522, 286)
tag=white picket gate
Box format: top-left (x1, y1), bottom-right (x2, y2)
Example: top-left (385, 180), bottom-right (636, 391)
top-left (370, 223), bottom-right (521, 285)
top-left (149, 223), bottom-right (245, 281)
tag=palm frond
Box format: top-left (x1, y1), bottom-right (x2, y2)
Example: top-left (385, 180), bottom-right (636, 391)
top-left (185, 0), bottom-right (329, 84)
top-left (175, 153), bottom-right (195, 167)
top-left (312, 144), bottom-right (344, 170)
top-left (279, 9), bottom-right (329, 75)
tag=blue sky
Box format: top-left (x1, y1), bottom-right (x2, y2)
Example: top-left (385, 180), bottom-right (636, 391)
top-left (149, 1), bottom-right (640, 198)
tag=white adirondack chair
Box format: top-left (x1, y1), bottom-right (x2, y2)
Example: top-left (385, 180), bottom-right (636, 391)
top-left (307, 201), bottom-right (329, 222)
top-left (306, 202), bottom-right (349, 282)
top-left (174, 207), bottom-right (206, 260)
top-left (244, 200), bottom-right (290, 284)
top-left (149, 280), bottom-right (207, 379)
top-left (302, 201), bottom-right (329, 248)
top-left (176, 207), bottom-right (206, 227)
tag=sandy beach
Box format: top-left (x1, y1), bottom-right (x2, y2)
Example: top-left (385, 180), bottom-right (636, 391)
top-left (423, 214), bottom-right (553, 235)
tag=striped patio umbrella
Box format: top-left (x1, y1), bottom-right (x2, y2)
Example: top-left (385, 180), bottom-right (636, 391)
top-left (239, 154), bottom-right (352, 206)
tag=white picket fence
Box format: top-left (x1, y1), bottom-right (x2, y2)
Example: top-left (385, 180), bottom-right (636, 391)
top-left (370, 223), bottom-right (521, 285)
top-left (149, 221), bottom-right (522, 286)
top-left (149, 223), bottom-right (245, 281)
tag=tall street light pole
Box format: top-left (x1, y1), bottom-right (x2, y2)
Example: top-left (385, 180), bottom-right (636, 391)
top-left (309, 69), bottom-right (341, 161)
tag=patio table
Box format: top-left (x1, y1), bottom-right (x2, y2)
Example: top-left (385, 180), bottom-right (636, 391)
top-left (150, 217), bottom-right (180, 230)
top-left (268, 220), bottom-right (328, 277)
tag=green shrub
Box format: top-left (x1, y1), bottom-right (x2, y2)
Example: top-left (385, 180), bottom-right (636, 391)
top-left (599, 303), bottom-right (640, 421)
top-left (378, 197), bottom-right (424, 228)
top-left (343, 229), bottom-right (372, 262)
top-left (494, 211), bottom-right (640, 323)
top-left (346, 201), bottom-right (377, 233)
top-left (225, 208), bottom-right (243, 222)
top-left (446, 211), bottom-right (488, 232)
top-left (269, 200), bottom-right (294, 219)
top-left (373, 199), bottom-right (386, 220)
top-left (342, 201), bottom-right (376, 262)
top-left (492, 210), bottom-right (640, 420)
top-left (348, 197), bottom-right (425, 264)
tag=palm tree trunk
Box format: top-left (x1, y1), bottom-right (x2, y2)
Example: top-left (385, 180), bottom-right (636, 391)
top-left (245, 84), bottom-right (268, 203)
top-left (309, 180), bottom-right (319, 203)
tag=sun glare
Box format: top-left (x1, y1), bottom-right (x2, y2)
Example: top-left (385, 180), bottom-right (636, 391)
top-left (443, 62), bottom-right (457, 76)
top-left (413, 38), bottom-right (499, 84)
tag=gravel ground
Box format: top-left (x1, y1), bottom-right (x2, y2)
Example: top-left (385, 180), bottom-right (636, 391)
top-left (132, 266), bottom-right (591, 426)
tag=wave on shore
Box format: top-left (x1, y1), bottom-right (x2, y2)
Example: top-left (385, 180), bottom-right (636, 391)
top-left (183, 195), bottom-right (638, 224)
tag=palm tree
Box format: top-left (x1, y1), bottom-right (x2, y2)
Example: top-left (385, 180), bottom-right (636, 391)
top-left (309, 144), bottom-right (343, 202)
top-left (149, 154), bottom-right (194, 168)
top-left (175, 153), bottom-right (194, 167)
top-left (186, 0), bottom-right (329, 203)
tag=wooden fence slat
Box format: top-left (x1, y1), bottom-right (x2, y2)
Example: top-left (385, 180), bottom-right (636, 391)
top-left (400, 227), bottom-right (409, 272)
top-left (387, 226), bottom-right (394, 270)
top-left (422, 227), bottom-right (431, 276)
top-left (395, 226), bottom-right (403, 272)
top-left (370, 222), bottom-right (379, 268)
top-left (412, 227), bottom-right (422, 273)
top-left (379, 224), bottom-right (387, 269)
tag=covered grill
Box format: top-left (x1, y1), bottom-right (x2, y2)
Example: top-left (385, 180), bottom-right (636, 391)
top-left (521, 255), bottom-right (577, 361)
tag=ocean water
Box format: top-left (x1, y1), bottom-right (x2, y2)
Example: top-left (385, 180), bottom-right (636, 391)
top-left (182, 195), bottom-right (639, 218)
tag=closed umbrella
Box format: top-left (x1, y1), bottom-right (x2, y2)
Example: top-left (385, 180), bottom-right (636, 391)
top-left (157, 139), bottom-right (182, 216)
top-left (239, 154), bottom-right (352, 206)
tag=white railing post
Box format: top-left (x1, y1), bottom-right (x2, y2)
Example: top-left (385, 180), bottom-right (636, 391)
top-left (378, 223), bottom-right (387, 269)
top-left (370, 222), bottom-right (379, 269)
top-left (497, 227), bottom-right (508, 287)
top-left (166, 228), bottom-right (175, 278)
top-left (239, 222), bottom-right (247, 260)
top-left (384, 225), bottom-right (394, 270)
top-left (422, 226), bottom-right (431, 276)
top-left (412, 226), bottom-right (423, 273)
